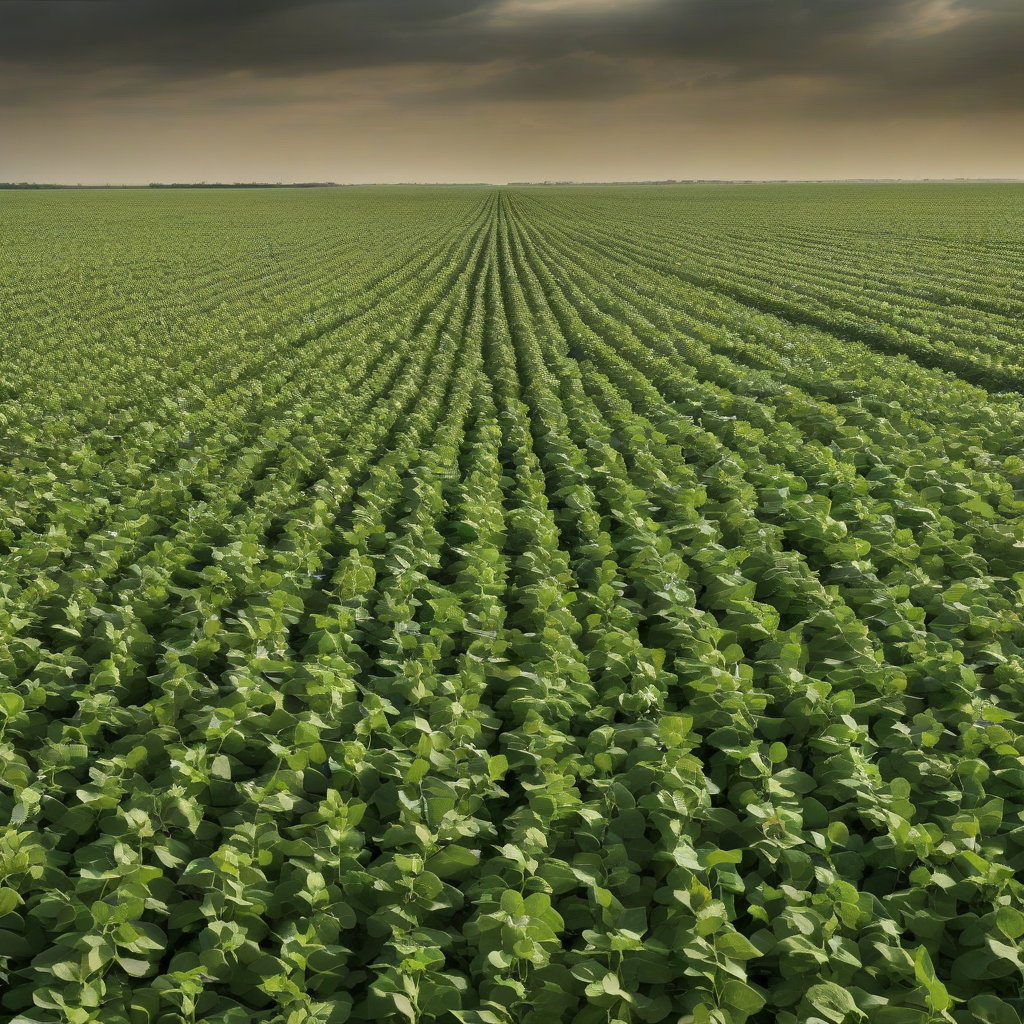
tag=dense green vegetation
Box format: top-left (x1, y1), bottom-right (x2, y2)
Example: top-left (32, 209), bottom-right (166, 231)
top-left (2, 183), bottom-right (1024, 1024)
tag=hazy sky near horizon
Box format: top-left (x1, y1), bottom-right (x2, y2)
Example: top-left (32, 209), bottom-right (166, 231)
top-left (2, 0), bottom-right (1023, 183)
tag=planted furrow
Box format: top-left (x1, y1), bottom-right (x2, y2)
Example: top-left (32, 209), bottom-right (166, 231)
top-left (512, 189), bottom-right (1024, 393)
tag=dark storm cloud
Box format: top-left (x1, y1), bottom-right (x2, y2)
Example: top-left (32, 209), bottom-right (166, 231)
top-left (0, 0), bottom-right (486, 71)
top-left (1, 0), bottom-right (1022, 113)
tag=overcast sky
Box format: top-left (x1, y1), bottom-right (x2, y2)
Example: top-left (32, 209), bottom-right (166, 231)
top-left (2, 0), bottom-right (1022, 183)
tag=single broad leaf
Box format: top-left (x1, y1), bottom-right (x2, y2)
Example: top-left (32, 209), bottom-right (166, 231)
top-left (913, 945), bottom-right (937, 986)
top-left (806, 981), bottom-right (863, 1022)
top-left (997, 906), bottom-right (1024, 940)
top-left (715, 931), bottom-right (761, 961)
top-left (248, 953), bottom-right (286, 978)
top-left (966, 994), bottom-right (1024, 1024)
top-left (0, 888), bottom-right (22, 917)
top-left (828, 821), bottom-right (850, 846)
top-left (602, 973), bottom-right (623, 996)
top-left (720, 979), bottom-right (766, 1014)
top-left (426, 846), bottom-right (480, 879)
top-left (500, 890), bottom-right (524, 916)
top-left (392, 993), bottom-right (416, 1022)
top-left (703, 848), bottom-right (743, 869)
top-left (116, 957), bottom-right (152, 978)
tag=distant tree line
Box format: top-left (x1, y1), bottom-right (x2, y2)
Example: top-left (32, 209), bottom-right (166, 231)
top-left (0, 182), bottom-right (343, 190)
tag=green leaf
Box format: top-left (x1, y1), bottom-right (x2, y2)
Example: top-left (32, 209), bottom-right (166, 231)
top-left (116, 956), bottom-right (152, 977)
top-left (602, 973), bottom-right (624, 996)
top-left (966, 994), bottom-right (1024, 1024)
top-left (720, 979), bottom-right (766, 1014)
top-left (0, 888), bottom-right (22, 917)
top-left (703, 848), bottom-right (743, 869)
top-left (827, 821), bottom-right (850, 846)
top-left (872, 1010), bottom-right (929, 1023)
top-left (248, 953), bottom-right (286, 978)
top-left (500, 890), bottom-right (524, 916)
top-left (806, 982), bottom-right (863, 1022)
top-left (913, 944), bottom-right (937, 986)
top-left (452, 1011), bottom-right (509, 1024)
top-left (715, 931), bottom-right (761, 960)
top-left (0, 693), bottom-right (25, 717)
top-left (997, 906), bottom-right (1024, 940)
top-left (658, 715), bottom-right (693, 748)
top-left (426, 846), bottom-right (480, 879)
top-left (392, 993), bottom-right (417, 1022)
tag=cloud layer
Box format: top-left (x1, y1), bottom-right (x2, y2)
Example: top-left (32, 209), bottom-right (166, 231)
top-left (2, 0), bottom-right (1022, 181)
top-left (4, 0), bottom-right (1023, 108)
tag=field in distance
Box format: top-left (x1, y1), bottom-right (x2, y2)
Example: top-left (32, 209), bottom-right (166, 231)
top-left (2, 184), bottom-right (1024, 1024)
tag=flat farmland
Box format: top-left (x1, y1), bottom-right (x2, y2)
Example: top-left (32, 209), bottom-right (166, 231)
top-left (2, 184), bottom-right (1024, 1024)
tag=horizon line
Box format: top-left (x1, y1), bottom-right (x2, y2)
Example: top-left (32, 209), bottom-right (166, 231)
top-left (2, 177), bottom-right (1023, 190)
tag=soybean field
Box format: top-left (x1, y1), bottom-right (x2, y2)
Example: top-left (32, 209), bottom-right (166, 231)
top-left (3, 183), bottom-right (1024, 1024)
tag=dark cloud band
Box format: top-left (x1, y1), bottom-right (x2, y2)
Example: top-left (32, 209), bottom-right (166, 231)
top-left (1, 0), bottom-right (1021, 114)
